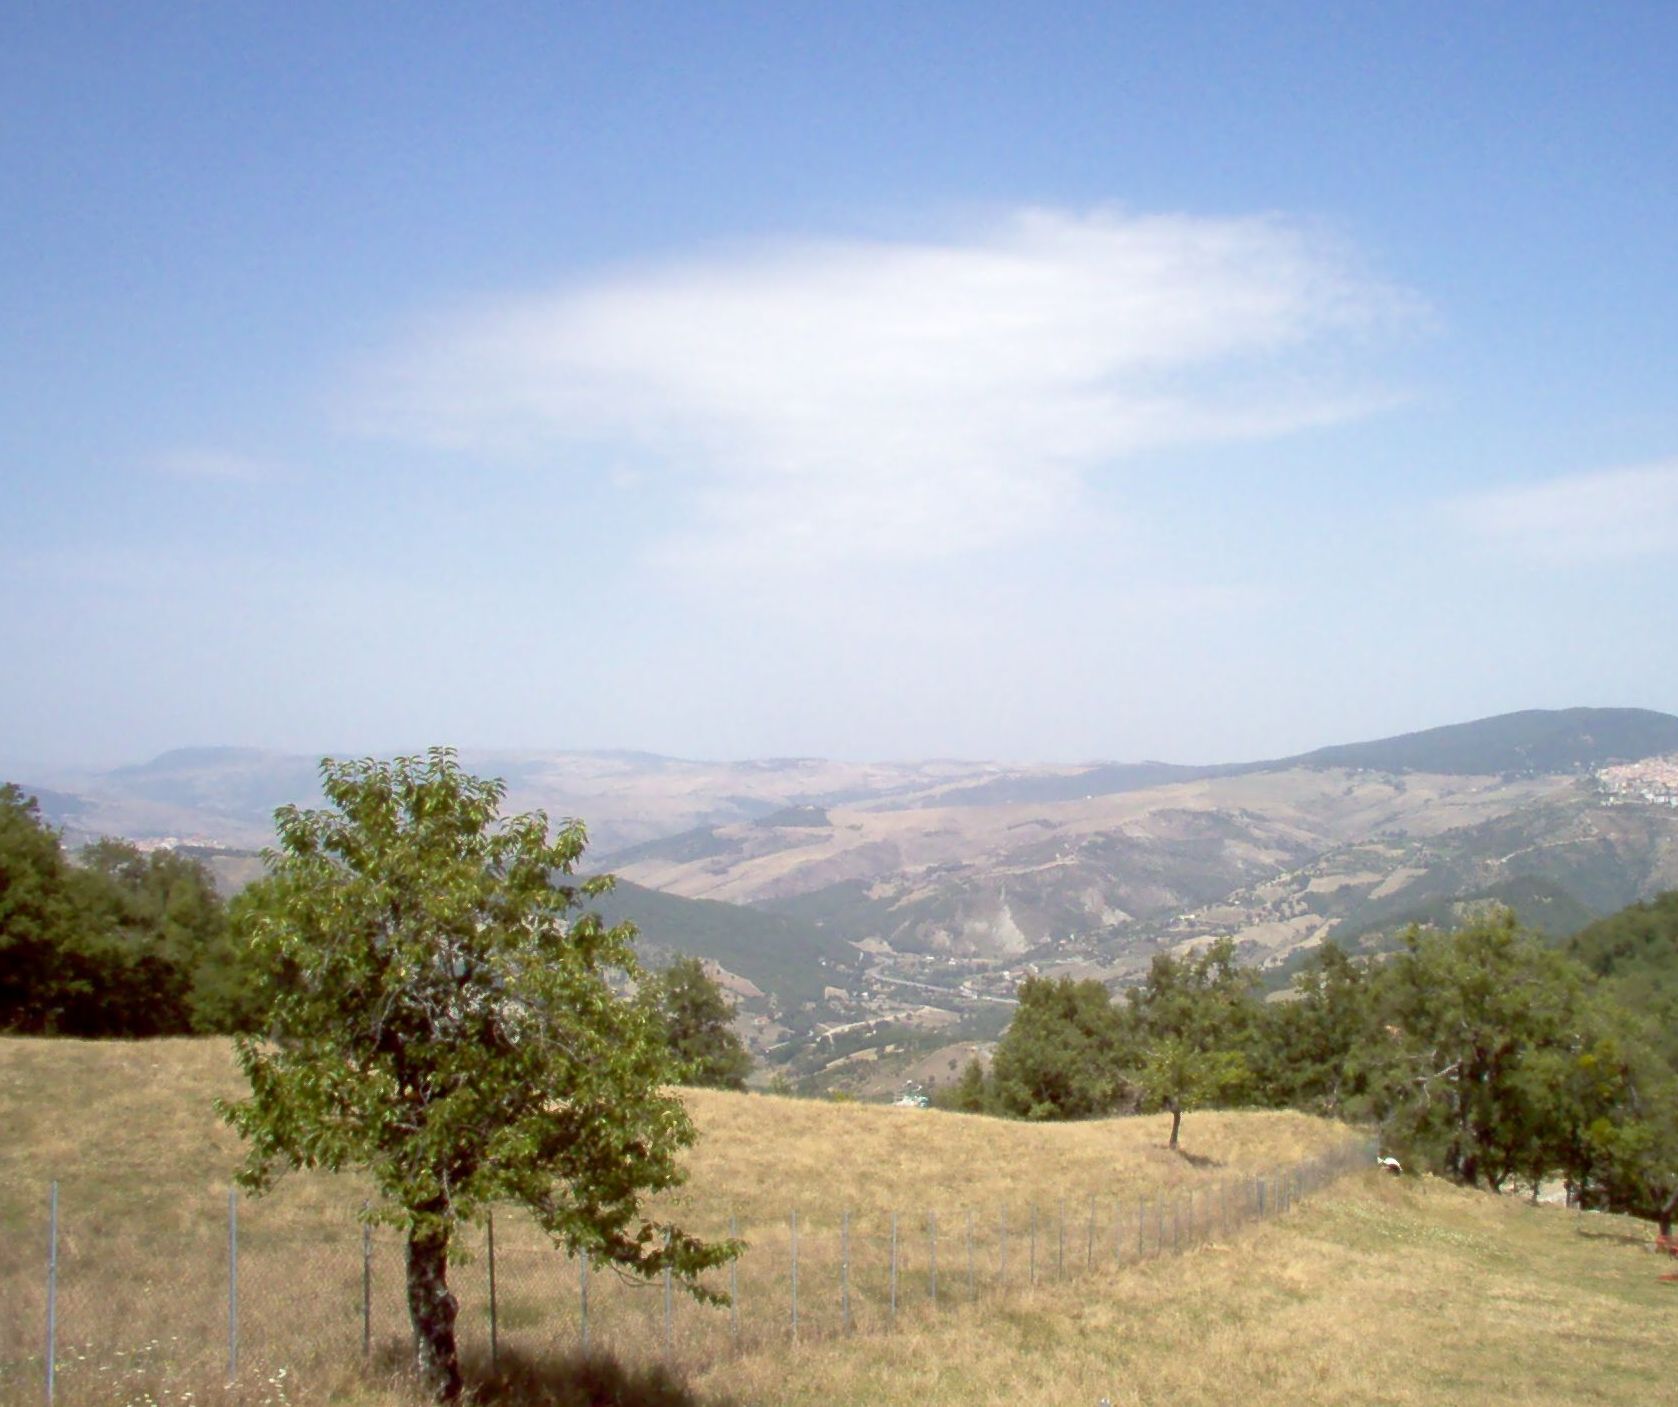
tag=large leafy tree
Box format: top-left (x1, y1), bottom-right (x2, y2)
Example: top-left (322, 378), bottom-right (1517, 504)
top-left (219, 750), bottom-right (735, 1400)
top-left (0, 783), bottom-right (95, 1031)
top-left (1371, 911), bottom-right (1590, 1188)
top-left (649, 955), bottom-right (753, 1091)
top-left (989, 975), bottom-right (1126, 1120)
top-left (1257, 941), bottom-right (1380, 1118)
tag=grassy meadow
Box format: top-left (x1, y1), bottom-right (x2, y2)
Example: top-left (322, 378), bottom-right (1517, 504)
top-left (0, 1038), bottom-right (1669, 1407)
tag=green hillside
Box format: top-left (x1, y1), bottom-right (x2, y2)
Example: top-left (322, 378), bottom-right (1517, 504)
top-left (584, 878), bottom-right (858, 1007)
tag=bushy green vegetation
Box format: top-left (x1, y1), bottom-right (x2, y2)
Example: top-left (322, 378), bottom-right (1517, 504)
top-left (0, 783), bottom-right (257, 1035)
top-left (1569, 890), bottom-right (1678, 1068)
top-left (951, 911), bottom-right (1678, 1229)
top-left (647, 955), bottom-right (753, 1090)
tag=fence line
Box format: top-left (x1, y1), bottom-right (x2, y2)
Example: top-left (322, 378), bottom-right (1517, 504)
top-left (3, 1137), bottom-right (1375, 1405)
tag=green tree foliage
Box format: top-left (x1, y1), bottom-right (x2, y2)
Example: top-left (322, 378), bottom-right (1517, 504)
top-left (1371, 912), bottom-right (1592, 1188)
top-left (1118, 939), bottom-right (1258, 1147)
top-left (1259, 941), bottom-right (1380, 1117)
top-left (918, 903), bottom-right (1677, 1221)
top-left (648, 954), bottom-right (752, 1090)
top-left (218, 750), bottom-right (735, 1400)
top-left (0, 786), bottom-right (242, 1035)
top-left (1131, 1036), bottom-right (1250, 1149)
top-left (0, 783), bottom-right (98, 1031)
top-left (941, 1055), bottom-right (991, 1113)
top-left (989, 976), bottom-right (1126, 1119)
top-left (1569, 890), bottom-right (1678, 1068)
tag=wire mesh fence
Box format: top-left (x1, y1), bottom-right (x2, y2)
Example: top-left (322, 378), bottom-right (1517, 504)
top-left (1, 1137), bottom-right (1374, 1406)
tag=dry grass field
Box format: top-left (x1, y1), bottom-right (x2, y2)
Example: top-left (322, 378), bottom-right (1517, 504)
top-left (1, 1038), bottom-right (1669, 1407)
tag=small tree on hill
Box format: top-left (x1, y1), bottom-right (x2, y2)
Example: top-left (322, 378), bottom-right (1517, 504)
top-left (219, 750), bottom-right (735, 1400)
top-left (1119, 939), bottom-right (1259, 1148)
top-left (650, 954), bottom-right (753, 1090)
top-left (1132, 1037), bottom-right (1250, 1149)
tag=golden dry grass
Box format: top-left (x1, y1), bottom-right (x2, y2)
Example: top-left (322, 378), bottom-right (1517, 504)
top-left (3, 1038), bottom-right (1668, 1407)
top-left (691, 1172), bottom-right (1675, 1407)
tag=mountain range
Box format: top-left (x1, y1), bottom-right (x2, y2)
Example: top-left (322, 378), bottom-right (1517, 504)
top-left (13, 707), bottom-right (1678, 1087)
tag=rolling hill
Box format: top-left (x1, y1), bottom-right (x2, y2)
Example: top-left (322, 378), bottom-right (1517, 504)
top-left (0, 1038), bottom-right (1668, 1407)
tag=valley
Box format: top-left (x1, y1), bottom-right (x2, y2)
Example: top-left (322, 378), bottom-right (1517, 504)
top-left (14, 708), bottom-right (1678, 1097)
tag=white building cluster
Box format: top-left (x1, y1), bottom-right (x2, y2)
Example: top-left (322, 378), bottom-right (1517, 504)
top-left (1596, 755), bottom-right (1678, 808)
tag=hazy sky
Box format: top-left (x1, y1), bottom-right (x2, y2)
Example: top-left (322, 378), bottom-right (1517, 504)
top-left (5, 3), bottom-right (1677, 771)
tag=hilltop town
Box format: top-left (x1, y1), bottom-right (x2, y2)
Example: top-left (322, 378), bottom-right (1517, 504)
top-left (1597, 754), bottom-right (1678, 807)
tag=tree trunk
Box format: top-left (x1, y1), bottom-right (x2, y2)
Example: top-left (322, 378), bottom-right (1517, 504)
top-left (1168, 1101), bottom-right (1182, 1150)
top-left (406, 1220), bottom-right (461, 1401)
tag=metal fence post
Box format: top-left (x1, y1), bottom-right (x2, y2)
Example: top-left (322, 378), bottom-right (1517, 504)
top-left (728, 1215), bottom-right (739, 1348)
top-left (1057, 1199), bottom-right (1065, 1278)
top-left (1137, 1198), bottom-right (1145, 1259)
top-left (663, 1230), bottom-right (673, 1356)
top-left (579, 1251), bottom-right (589, 1353)
top-left (999, 1206), bottom-right (1008, 1285)
top-left (1029, 1204), bottom-right (1037, 1285)
top-left (889, 1212), bottom-right (898, 1326)
top-left (929, 1211), bottom-right (937, 1307)
top-left (1086, 1196), bottom-right (1096, 1270)
top-left (840, 1211), bottom-right (851, 1334)
top-left (227, 1187), bottom-right (239, 1381)
top-left (483, 1208), bottom-right (493, 1376)
top-left (790, 1210), bottom-right (799, 1343)
top-left (362, 1214), bottom-right (372, 1361)
top-left (45, 1181), bottom-right (58, 1407)
top-left (965, 1209), bottom-right (975, 1300)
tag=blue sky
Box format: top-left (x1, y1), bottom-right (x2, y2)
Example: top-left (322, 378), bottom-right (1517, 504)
top-left (4, 2), bottom-right (1677, 770)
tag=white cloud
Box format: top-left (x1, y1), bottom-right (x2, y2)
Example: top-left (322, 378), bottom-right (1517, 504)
top-left (1449, 460), bottom-right (1678, 563)
top-left (355, 207), bottom-right (1417, 568)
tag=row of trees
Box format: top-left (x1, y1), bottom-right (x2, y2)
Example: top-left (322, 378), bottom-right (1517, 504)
top-left (0, 784), bottom-right (258, 1034)
top-left (947, 918), bottom-right (1678, 1227)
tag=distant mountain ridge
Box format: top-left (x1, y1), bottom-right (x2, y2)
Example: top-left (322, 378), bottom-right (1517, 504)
top-left (890, 708), bottom-right (1678, 813)
top-left (1264, 707), bottom-right (1678, 777)
top-left (14, 707), bottom-right (1678, 855)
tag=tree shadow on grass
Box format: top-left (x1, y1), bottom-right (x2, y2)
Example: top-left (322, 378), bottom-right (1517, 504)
top-left (1572, 1225), bottom-right (1655, 1247)
top-left (1173, 1148), bottom-right (1222, 1170)
top-left (459, 1346), bottom-right (737, 1407)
